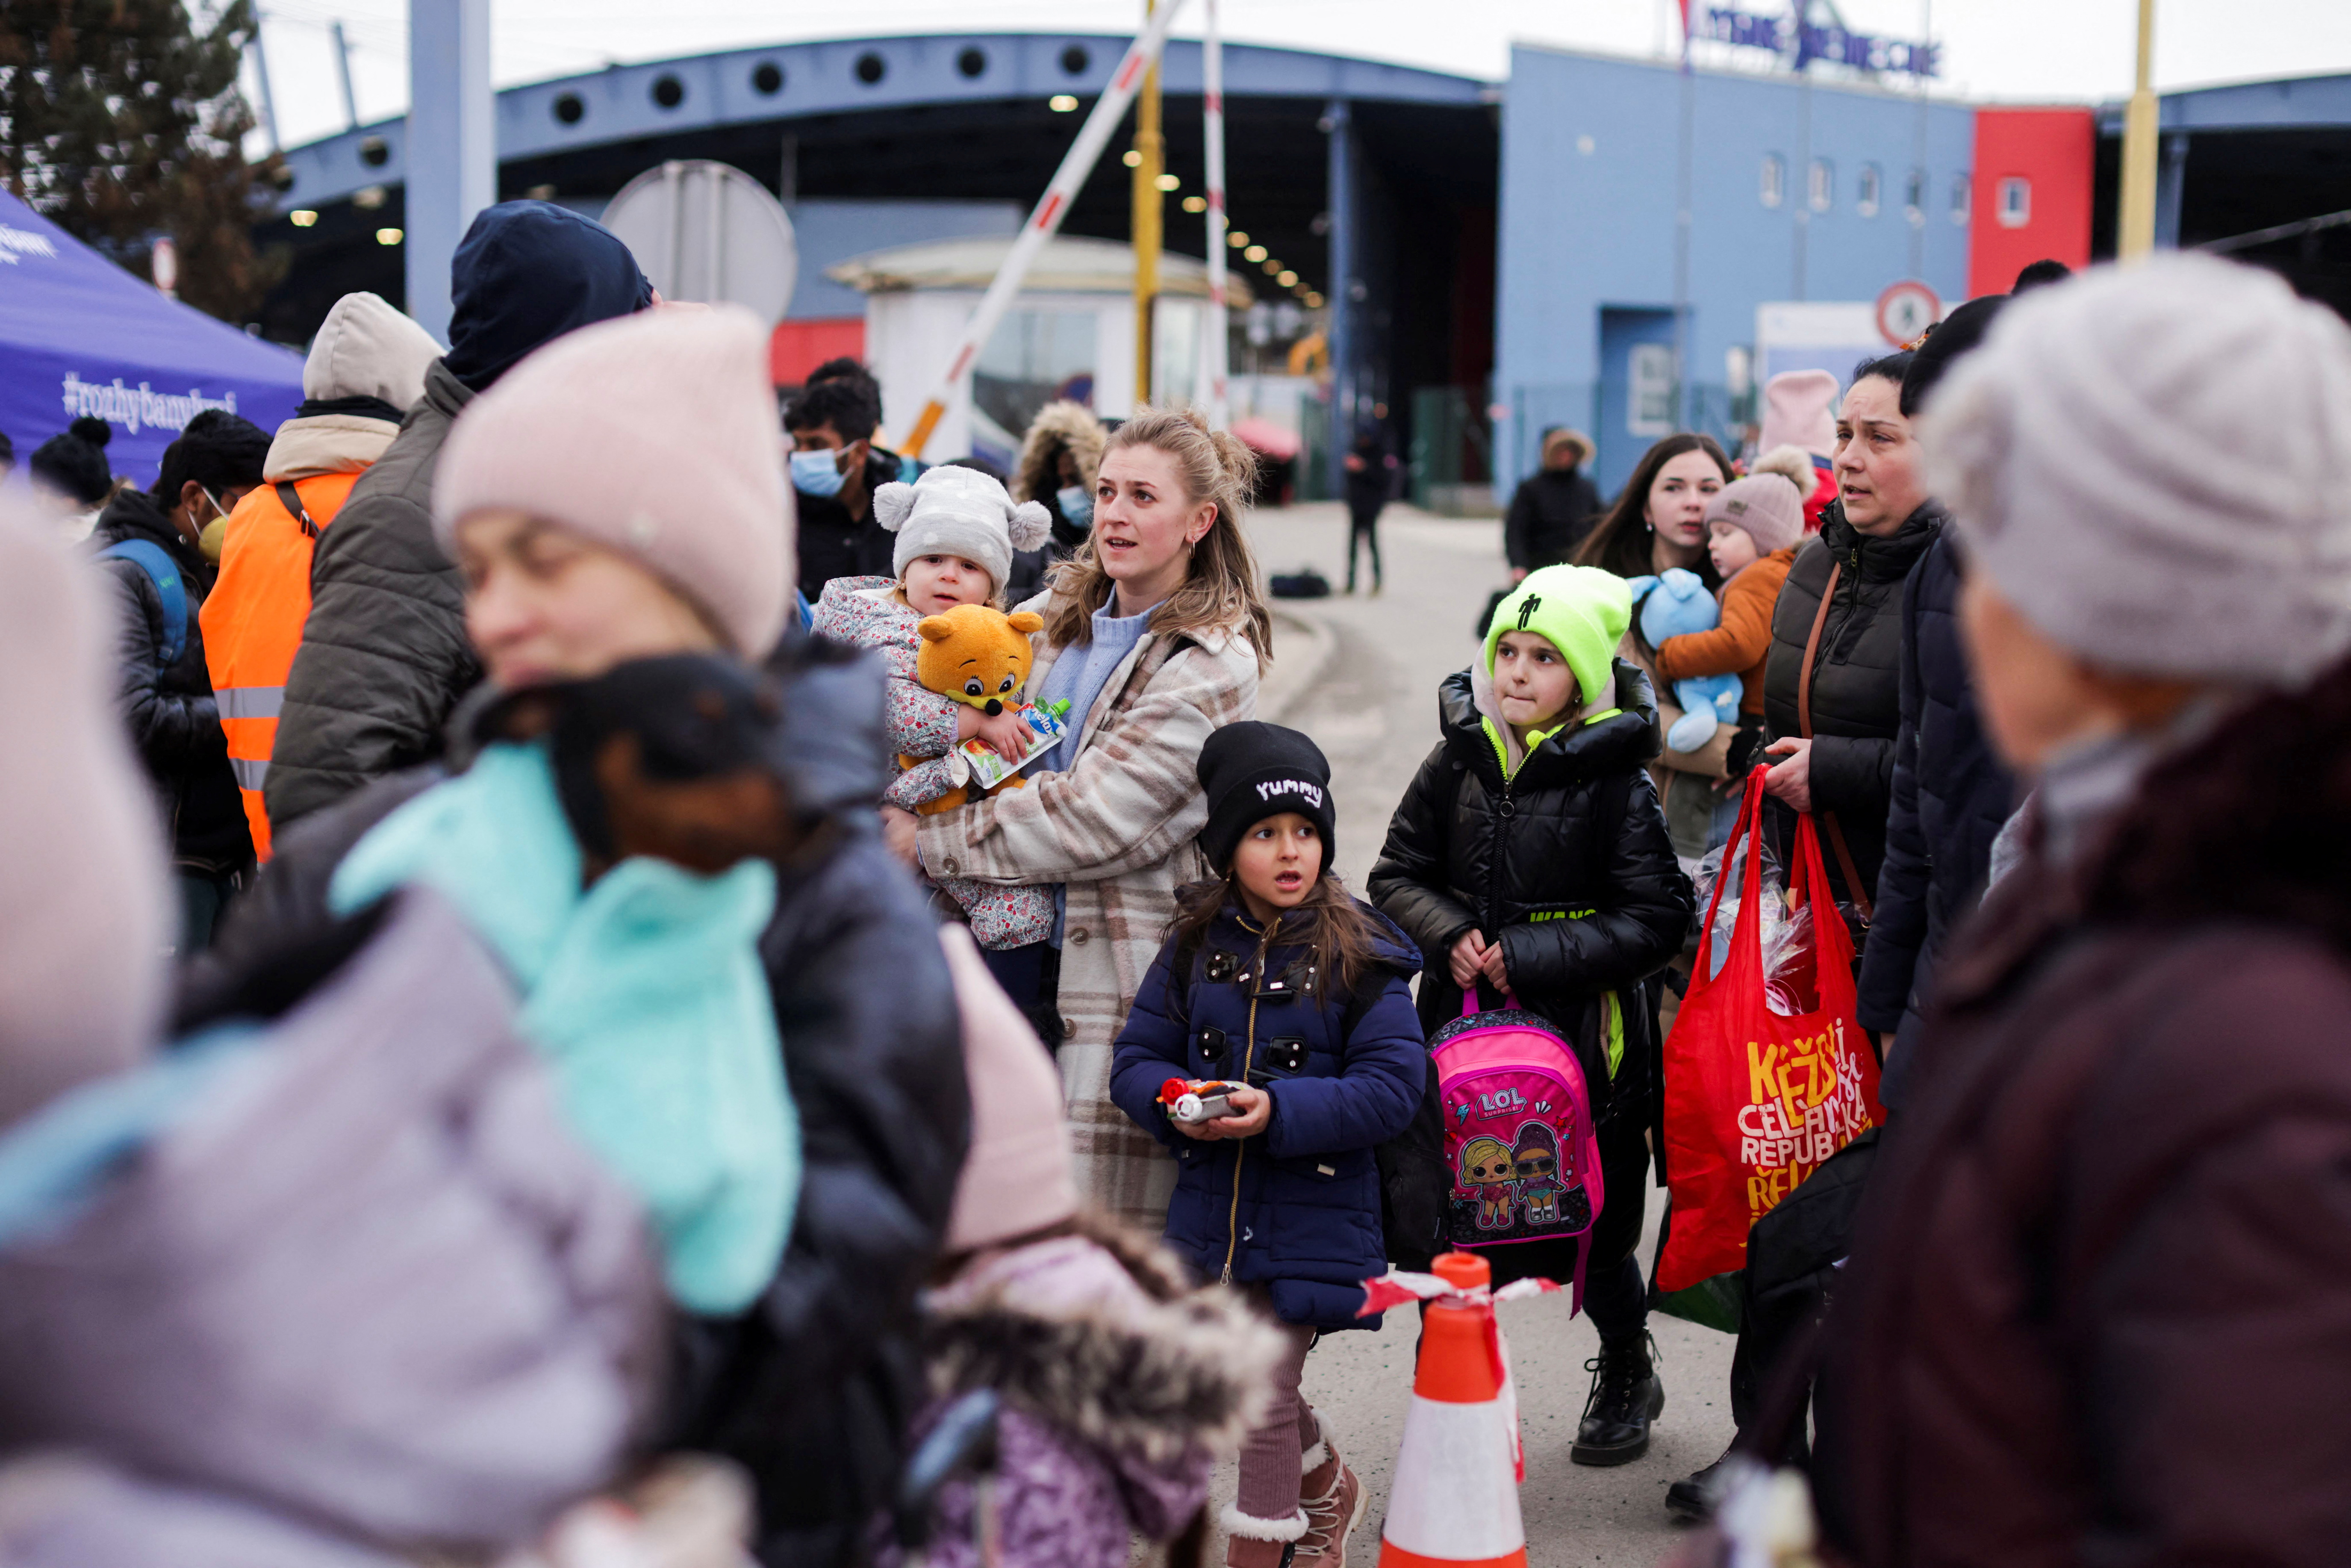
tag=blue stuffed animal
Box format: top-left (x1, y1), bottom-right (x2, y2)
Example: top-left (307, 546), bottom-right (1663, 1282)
top-left (1626, 569), bottom-right (1741, 754)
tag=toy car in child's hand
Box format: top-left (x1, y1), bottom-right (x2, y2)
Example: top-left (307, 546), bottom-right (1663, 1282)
top-left (1159, 1077), bottom-right (1248, 1124)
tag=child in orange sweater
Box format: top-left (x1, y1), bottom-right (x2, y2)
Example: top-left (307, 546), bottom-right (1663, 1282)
top-left (1651, 449), bottom-right (1810, 768)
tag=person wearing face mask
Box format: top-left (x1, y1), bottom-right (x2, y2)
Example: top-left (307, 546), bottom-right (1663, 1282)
top-left (1753, 354), bottom-right (1944, 931)
top-left (89, 408), bottom-right (271, 949)
top-left (1012, 399), bottom-right (1108, 563)
top-left (786, 359), bottom-right (905, 601)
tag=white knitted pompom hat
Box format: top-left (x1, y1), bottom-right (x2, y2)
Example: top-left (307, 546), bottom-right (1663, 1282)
top-left (1925, 253), bottom-right (2351, 688)
top-left (873, 464), bottom-right (1052, 596)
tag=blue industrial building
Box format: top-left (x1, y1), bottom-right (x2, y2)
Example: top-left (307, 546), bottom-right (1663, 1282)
top-left (1494, 44), bottom-right (1974, 495)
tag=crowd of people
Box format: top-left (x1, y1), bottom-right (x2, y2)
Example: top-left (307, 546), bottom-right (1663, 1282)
top-left (7, 190), bottom-right (2351, 1568)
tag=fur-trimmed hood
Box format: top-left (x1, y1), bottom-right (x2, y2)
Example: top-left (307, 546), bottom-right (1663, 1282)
top-left (1011, 402), bottom-right (1107, 506)
top-left (922, 1216), bottom-right (1285, 1466)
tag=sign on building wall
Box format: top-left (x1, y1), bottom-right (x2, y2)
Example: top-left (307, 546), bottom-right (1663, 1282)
top-left (1698, 7), bottom-right (1941, 78)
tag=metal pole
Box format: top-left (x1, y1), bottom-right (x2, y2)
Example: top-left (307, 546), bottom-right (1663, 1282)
top-left (246, 27), bottom-right (282, 151)
top-left (1908, 0), bottom-right (1930, 279)
top-left (406, 0), bottom-right (494, 344)
top-left (1133, 0), bottom-right (1164, 408)
top-left (331, 20), bottom-right (361, 131)
top-left (1202, 0), bottom-right (1230, 427)
top-left (2118, 0), bottom-right (2159, 261)
top-left (1324, 96), bottom-right (1354, 497)
top-left (894, 0), bottom-right (1191, 458)
top-left (1670, 24), bottom-right (1694, 430)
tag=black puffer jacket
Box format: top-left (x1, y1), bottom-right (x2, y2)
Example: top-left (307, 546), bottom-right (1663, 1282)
top-left (1760, 501), bottom-right (1943, 910)
top-left (1855, 532), bottom-right (2015, 1100)
top-left (1503, 467), bottom-right (1602, 572)
top-left (1370, 660), bottom-right (1694, 1114)
top-left (203, 630), bottom-right (969, 1568)
top-left (91, 489), bottom-right (252, 872)
top-left (268, 360), bottom-right (480, 832)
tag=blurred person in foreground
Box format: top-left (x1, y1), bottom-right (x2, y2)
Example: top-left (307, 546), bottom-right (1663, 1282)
top-left (203, 292), bottom-right (442, 864)
top-left (1819, 254), bottom-right (2351, 1564)
top-left (0, 498), bottom-right (704, 1567)
top-left (266, 200), bottom-right (654, 834)
top-left (91, 410), bottom-right (272, 949)
top-left (209, 305), bottom-right (968, 1568)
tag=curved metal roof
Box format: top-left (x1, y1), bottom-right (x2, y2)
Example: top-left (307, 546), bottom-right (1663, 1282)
top-left (280, 32), bottom-right (1493, 212)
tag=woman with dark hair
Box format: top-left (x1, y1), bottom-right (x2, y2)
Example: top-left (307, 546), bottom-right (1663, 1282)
top-left (28, 416), bottom-right (118, 528)
top-left (1753, 351), bottom-right (1941, 921)
top-left (1572, 432), bottom-right (1732, 589)
top-left (1573, 433), bottom-right (1736, 860)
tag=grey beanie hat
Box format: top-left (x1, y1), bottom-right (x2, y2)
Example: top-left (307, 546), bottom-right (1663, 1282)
top-left (1925, 253), bottom-right (2351, 687)
top-left (873, 465), bottom-right (1052, 596)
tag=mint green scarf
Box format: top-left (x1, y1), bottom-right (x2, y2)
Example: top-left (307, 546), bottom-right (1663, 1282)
top-left (330, 742), bottom-right (797, 1315)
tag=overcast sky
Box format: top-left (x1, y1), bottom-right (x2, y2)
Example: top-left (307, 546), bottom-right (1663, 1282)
top-left (242, 0), bottom-right (2351, 153)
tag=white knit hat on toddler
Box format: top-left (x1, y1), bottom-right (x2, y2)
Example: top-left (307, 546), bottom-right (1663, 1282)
top-left (874, 465), bottom-right (1052, 595)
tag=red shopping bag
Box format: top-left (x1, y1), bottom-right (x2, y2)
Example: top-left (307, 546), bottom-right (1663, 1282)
top-left (1656, 767), bottom-right (1884, 1293)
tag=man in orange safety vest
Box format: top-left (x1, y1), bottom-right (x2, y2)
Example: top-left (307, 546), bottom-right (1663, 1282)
top-left (202, 292), bottom-right (441, 860)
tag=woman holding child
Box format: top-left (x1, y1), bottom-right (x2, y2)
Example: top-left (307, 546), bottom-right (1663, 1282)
top-left (895, 407), bottom-right (1273, 1229)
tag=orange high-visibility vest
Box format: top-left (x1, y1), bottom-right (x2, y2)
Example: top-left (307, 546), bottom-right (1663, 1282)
top-left (200, 472), bottom-right (362, 862)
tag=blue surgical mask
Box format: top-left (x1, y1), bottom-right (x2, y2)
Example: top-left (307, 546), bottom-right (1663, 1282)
top-left (1056, 484), bottom-right (1094, 528)
top-left (790, 448), bottom-right (847, 498)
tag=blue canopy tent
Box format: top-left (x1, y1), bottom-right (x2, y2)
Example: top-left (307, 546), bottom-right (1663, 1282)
top-left (0, 191), bottom-right (303, 488)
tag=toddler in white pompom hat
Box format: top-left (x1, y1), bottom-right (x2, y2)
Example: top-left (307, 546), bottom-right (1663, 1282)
top-left (809, 463), bottom-right (1057, 981)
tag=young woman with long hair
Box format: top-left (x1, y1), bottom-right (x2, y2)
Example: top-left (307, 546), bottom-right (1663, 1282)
top-left (898, 405), bottom-right (1274, 1228)
top-left (1571, 433), bottom-right (1735, 589)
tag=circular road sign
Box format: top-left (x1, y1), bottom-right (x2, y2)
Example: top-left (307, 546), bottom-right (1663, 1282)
top-left (1876, 280), bottom-right (1941, 346)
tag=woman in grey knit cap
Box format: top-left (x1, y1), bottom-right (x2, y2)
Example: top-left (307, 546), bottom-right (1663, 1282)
top-left (1817, 253), bottom-right (2351, 1566)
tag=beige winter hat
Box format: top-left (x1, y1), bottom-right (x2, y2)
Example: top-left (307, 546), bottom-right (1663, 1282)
top-left (302, 290), bottom-right (442, 410)
top-left (434, 304), bottom-right (794, 659)
top-left (0, 500), bottom-right (170, 1129)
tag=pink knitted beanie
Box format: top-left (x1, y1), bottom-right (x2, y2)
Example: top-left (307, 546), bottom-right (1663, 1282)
top-left (938, 926), bottom-right (1080, 1253)
top-left (1758, 369), bottom-right (1839, 461)
top-left (434, 305), bottom-right (793, 658)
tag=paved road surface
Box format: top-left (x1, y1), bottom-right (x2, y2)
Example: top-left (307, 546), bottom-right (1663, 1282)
top-left (1225, 501), bottom-right (1736, 1565)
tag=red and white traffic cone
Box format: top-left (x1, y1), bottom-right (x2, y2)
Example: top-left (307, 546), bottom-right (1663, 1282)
top-left (1375, 1252), bottom-right (1527, 1568)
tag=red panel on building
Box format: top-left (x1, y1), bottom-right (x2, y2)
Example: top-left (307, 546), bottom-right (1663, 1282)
top-left (1969, 107), bottom-right (2095, 299)
top-left (770, 318), bottom-right (866, 387)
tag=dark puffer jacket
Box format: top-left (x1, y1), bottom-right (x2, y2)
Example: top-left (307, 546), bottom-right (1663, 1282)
top-left (1503, 466), bottom-right (1602, 573)
top-left (1820, 674), bottom-right (2351, 1568)
top-left (1368, 660), bottom-right (1693, 1120)
top-left (1855, 532), bottom-right (2015, 1100)
top-left (1108, 900), bottom-right (1425, 1331)
top-left (204, 630), bottom-right (969, 1568)
top-left (91, 489), bottom-right (253, 872)
top-left (267, 360), bottom-right (479, 832)
top-left (794, 448), bottom-right (904, 601)
top-left (1760, 501), bottom-right (1943, 910)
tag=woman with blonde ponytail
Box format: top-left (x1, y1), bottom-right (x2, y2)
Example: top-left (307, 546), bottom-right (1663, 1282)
top-left (892, 406), bottom-right (1272, 1226)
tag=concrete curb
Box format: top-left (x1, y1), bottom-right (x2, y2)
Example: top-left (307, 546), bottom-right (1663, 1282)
top-left (1260, 601), bottom-right (1338, 723)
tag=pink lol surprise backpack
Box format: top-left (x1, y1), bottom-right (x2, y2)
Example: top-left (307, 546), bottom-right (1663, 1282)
top-left (1427, 991), bottom-right (1604, 1259)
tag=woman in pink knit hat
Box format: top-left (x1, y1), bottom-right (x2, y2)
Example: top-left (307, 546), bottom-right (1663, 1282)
top-left (203, 304), bottom-right (972, 1563)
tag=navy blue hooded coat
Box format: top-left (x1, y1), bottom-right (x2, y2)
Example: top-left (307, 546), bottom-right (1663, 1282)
top-left (1111, 899), bottom-right (1425, 1331)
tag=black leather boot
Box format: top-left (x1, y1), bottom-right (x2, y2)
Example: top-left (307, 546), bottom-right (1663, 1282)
top-left (1665, 1449), bottom-right (1730, 1521)
top-left (1571, 1332), bottom-right (1665, 1465)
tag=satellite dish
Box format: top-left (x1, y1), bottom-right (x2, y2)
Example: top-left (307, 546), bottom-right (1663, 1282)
top-left (603, 160), bottom-right (797, 324)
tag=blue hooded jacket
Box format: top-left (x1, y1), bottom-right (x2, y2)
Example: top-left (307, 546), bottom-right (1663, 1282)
top-left (1111, 898), bottom-right (1424, 1330)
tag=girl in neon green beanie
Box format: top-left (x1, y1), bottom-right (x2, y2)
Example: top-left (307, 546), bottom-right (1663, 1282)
top-left (1368, 562), bottom-right (1696, 1470)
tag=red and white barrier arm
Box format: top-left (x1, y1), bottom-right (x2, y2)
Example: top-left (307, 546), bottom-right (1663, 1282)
top-left (895, 0), bottom-right (1193, 459)
top-left (1202, 0), bottom-right (1231, 428)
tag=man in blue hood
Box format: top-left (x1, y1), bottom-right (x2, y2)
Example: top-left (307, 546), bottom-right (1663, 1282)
top-left (265, 202), bottom-right (654, 832)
